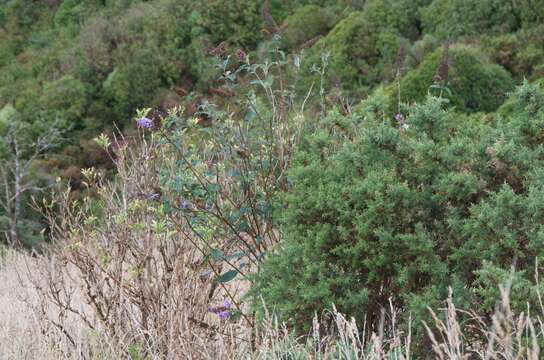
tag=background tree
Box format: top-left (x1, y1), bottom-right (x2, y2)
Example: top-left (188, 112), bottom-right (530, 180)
top-left (0, 105), bottom-right (61, 246)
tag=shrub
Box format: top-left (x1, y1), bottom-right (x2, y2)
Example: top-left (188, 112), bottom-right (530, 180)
top-left (420, 0), bottom-right (519, 39)
top-left (515, 0), bottom-right (544, 27)
top-left (362, 0), bottom-right (428, 40)
top-left (281, 5), bottom-right (335, 50)
top-left (303, 11), bottom-right (403, 96)
top-left (254, 82), bottom-right (544, 352)
top-left (482, 24), bottom-right (544, 81)
top-left (192, 0), bottom-right (263, 48)
top-left (367, 44), bottom-right (515, 116)
top-left (39, 75), bottom-right (88, 128)
top-left (102, 46), bottom-right (162, 119)
top-left (301, 0), bottom-right (432, 95)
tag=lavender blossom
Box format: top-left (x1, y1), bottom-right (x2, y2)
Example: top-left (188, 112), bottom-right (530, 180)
top-left (136, 117), bottom-right (153, 129)
top-left (218, 310), bottom-right (231, 320)
top-left (395, 113), bottom-right (409, 131)
top-left (208, 300), bottom-right (232, 320)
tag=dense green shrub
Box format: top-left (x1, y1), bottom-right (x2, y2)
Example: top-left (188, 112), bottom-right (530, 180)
top-left (299, 0), bottom-right (431, 96)
top-left (102, 46), bottom-right (162, 119)
top-left (192, 0), bottom-right (263, 48)
top-left (421, 0), bottom-right (519, 39)
top-left (281, 5), bottom-right (335, 50)
top-left (254, 82), bottom-right (544, 351)
top-left (482, 25), bottom-right (544, 81)
top-left (54, 0), bottom-right (88, 28)
top-left (268, 0), bottom-right (361, 24)
top-left (39, 74), bottom-right (87, 128)
top-left (369, 44), bottom-right (515, 116)
top-left (424, 0), bottom-right (542, 40)
top-left (362, 0), bottom-right (429, 40)
top-left (515, 0), bottom-right (544, 27)
top-left (304, 11), bottom-right (403, 96)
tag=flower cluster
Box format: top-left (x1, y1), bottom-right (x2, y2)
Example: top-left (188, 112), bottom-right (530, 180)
top-left (395, 113), bottom-right (409, 130)
top-left (208, 300), bottom-right (231, 320)
top-left (136, 117), bottom-right (154, 129)
top-left (235, 48), bottom-right (247, 62)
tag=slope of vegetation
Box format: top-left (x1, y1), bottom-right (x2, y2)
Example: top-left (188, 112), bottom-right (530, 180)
top-left (0, 0), bottom-right (544, 358)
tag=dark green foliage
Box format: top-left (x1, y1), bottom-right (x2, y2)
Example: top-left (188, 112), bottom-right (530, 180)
top-left (421, 0), bottom-right (519, 38)
top-left (515, 0), bottom-right (544, 26)
top-left (254, 83), bottom-right (544, 349)
top-left (281, 5), bottom-right (335, 50)
top-left (268, 0), bottom-right (361, 23)
top-left (54, 0), bottom-right (95, 29)
top-left (362, 0), bottom-right (430, 40)
top-left (371, 44), bottom-right (515, 116)
top-left (421, 0), bottom-right (544, 40)
top-left (40, 74), bottom-right (88, 127)
top-left (482, 25), bottom-right (544, 81)
top-left (103, 47), bottom-right (162, 119)
top-left (192, 0), bottom-right (263, 48)
top-left (300, 0), bottom-right (431, 96)
top-left (304, 11), bottom-right (403, 96)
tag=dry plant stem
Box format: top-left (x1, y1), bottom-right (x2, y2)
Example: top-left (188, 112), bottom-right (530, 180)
top-left (168, 216), bottom-right (253, 327)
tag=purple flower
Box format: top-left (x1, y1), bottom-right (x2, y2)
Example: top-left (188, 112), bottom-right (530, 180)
top-left (208, 300), bottom-right (232, 320)
top-left (223, 300), bottom-right (231, 309)
top-left (218, 310), bottom-right (231, 320)
top-left (395, 113), bottom-right (405, 123)
top-left (136, 117), bottom-right (153, 129)
top-left (235, 48), bottom-right (247, 62)
top-left (181, 200), bottom-right (192, 211)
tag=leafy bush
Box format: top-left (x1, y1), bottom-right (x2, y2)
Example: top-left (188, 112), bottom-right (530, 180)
top-left (371, 44), bottom-right (515, 116)
top-left (192, 0), bottom-right (263, 48)
top-left (362, 0), bottom-right (428, 40)
top-left (254, 82), bottom-right (544, 351)
top-left (300, 0), bottom-right (429, 95)
top-left (482, 24), bottom-right (544, 81)
top-left (515, 0), bottom-right (544, 27)
top-left (54, 0), bottom-right (88, 28)
top-left (102, 46), bottom-right (162, 119)
top-left (303, 11), bottom-right (403, 96)
top-left (39, 75), bottom-right (88, 128)
top-left (420, 0), bottom-right (519, 39)
top-left (281, 5), bottom-right (335, 50)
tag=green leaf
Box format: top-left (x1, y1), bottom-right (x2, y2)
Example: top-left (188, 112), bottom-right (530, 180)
top-left (224, 251), bottom-right (246, 261)
top-left (215, 269), bottom-right (238, 283)
top-left (210, 249), bottom-right (222, 260)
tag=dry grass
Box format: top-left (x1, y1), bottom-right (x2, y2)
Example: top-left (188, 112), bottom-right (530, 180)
top-left (1, 246), bottom-right (543, 359)
top-left (0, 248), bottom-right (104, 359)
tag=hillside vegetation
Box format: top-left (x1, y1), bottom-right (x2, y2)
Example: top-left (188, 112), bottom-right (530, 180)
top-left (1, 0), bottom-right (544, 358)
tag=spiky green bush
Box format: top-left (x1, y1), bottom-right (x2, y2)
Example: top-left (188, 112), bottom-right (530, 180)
top-left (299, 0), bottom-right (428, 96)
top-left (254, 82), bottom-right (544, 352)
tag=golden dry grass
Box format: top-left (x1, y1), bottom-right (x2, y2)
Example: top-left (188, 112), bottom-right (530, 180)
top-left (1, 247), bottom-right (543, 359)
